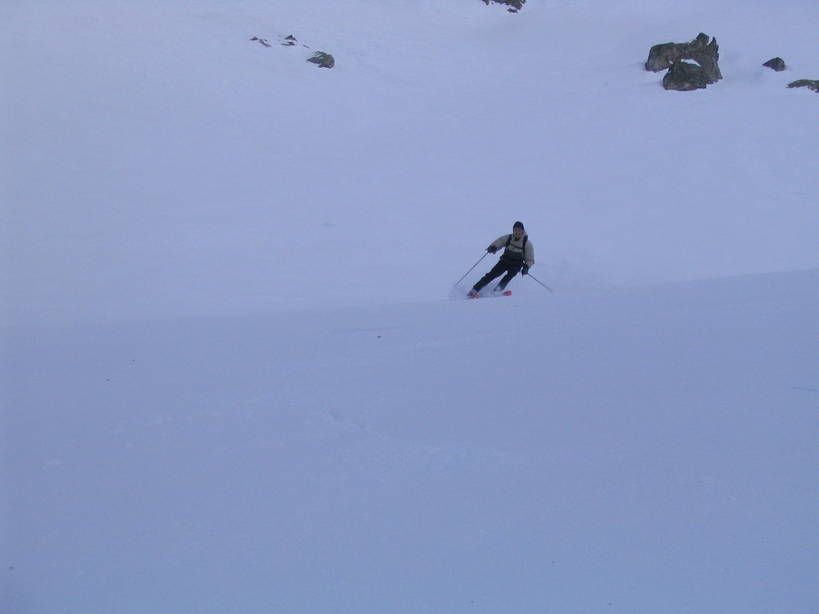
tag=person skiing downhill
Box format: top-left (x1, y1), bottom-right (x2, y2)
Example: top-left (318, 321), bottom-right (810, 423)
top-left (468, 221), bottom-right (535, 297)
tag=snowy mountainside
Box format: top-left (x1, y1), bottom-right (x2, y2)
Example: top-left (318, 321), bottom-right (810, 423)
top-left (1, 0), bottom-right (817, 324)
top-left (1, 0), bottom-right (818, 613)
top-left (4, 270), bottom-right (819, 613)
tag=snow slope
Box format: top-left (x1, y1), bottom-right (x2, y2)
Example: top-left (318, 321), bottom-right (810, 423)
top-left (1, 0), bottom-right (817, 324)
top-left (4, 271), bottom-right (819, 613)
top-left (2, 1), bottom-right (818, 613)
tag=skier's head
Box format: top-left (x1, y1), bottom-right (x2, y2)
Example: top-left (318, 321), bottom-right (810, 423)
top-left (513, 221), bottom-right (525, 238)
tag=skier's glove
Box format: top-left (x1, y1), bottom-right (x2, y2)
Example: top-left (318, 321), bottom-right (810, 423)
top-left (522, 265), bottom-right (529, 275)
top-left (487, 245), bottom-right (498, 254)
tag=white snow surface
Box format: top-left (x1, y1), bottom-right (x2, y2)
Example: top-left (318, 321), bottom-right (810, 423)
top-left (1, 1), bottom-right (818, 613)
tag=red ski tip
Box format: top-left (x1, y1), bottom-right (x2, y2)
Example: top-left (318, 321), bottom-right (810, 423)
top-left (502, 290), bottom-right (512, 296)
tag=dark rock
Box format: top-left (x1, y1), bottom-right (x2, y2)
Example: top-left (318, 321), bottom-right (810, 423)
top-left (250, 36), bottom-right (271, 48)
top-left (646, 33), bottom-right (707, 71)
top-left (278, 34), bottom-right (310, 49)
top-left (763, 57), bottom-right (786, 71)
top-left (787, 79), bottom-right (819, 92)
top-left (482, 0), bottom-right (525, 12)
top-left (307, 52), bottom-right (335, 69)
top-left (662, 61), bottom-right (710, 91)
top-left (646, 32), bottom-right (722, 85)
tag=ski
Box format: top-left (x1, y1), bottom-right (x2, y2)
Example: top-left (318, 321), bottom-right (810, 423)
top-left (468, 290), bottom-right (512, 299)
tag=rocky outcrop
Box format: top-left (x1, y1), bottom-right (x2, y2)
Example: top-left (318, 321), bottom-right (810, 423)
top-left (307, 52), bottom-right (335, 69)
top-left (787, 79), bottom-right (819, 93)
top-left (481, 0), bottom-right (525, 13)
top-left (763, 57), bottom-right (786, 72)
top-left (646, 32), bottom-right (722, 91)
top-left (662, 61), bottom-right (710, 91)
top-left (250, 34), bottom-right (335, 70)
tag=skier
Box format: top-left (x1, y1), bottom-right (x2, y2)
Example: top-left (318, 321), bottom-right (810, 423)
top-left (468, 221), bottom-right (535, 297)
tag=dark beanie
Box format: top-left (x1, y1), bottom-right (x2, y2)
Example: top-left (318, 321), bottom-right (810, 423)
top-left (513, 221), bottom-right (525, 231)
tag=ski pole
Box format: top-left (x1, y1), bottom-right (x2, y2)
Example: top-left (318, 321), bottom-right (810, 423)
top-left (453, 252), bottom-right (488, 287)
top-left (526, 272), bottom-right (553, 292)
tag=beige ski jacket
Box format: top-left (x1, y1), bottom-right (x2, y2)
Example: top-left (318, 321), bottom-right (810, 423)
top-left (490, 234), bottom-right (535, 268)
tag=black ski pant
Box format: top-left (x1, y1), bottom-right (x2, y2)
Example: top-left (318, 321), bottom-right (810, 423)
top-left (473, 258), bottom-right (522, 292)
